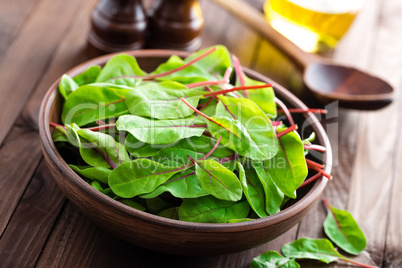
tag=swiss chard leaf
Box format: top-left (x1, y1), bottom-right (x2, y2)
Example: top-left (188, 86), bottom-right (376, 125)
top-left (184, 45), bottom-right (232, 76)
top-left (108, 159), bottom-right (185, 198)
top-left (116, 115), bottom-right (206, 145)
top-left (141, 169), bottom-right (208, 199)
top-left (216, 96), bottom-right (278, 159)
top-left (96, 54), bottom-right (146, 87)
top-left (62, 84), bottom-right (132, 126)
top-left (158, 207), bottom-right (179, 220)
top-left (281, 238), bottom-right (343, 264)
top-left (323, 199), bottom-right (367, 255)
top-left (178, 195), bottom-right (250, 223)
top-left (120, 199), bottom-right (146, 211)
top-left (69, 165), bottom-right (111, 184)
top-left (264, 128), bottom-right (307, 198)
top-left (77, 127), bottom-right (130, 169)
top-left (125, 81), bottom-right (203, 119)
top-left (59, 74), bottom-right (79, 99)
top-left (252, 161), bottom-right (284, 215)
top-left (207, 115), bottom-right (268, 160)
top-left (194, 158), bottom-right (242, 202)
top-left (73, 65), bottom-right (101, 86)
top-left (237, 162), bottom-right (268, 218)
top-left (250, 250), bottom-right (300, 268)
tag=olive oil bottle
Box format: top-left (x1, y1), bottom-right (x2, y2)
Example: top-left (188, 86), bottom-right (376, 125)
top-left (264, 0), bottom-right (364, 52)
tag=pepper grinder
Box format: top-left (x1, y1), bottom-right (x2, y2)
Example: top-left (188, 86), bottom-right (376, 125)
top-left (147, 0), bottom-right (204, 51)
top-left (88, 0), bottom-right (147, 53)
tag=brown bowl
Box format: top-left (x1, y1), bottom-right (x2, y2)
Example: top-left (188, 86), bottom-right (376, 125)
top-left (38, 50), bottom-right (332, 255)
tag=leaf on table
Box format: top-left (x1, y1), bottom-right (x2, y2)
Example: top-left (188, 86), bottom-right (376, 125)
top-left (216, 96), bottom-right (278, 159)
top-left (108, 159), bottom-right (185, 198)
top-left (125, 81), bottom-right (204, 119)
top-left (96, 54), bottom-right (146, 87)
top-left (194, 158), bottom-right (242, 201)
top-left (323, 199), bottom-right (367, 255)
top-left (281, 238), bottom-right (344, 264)
top-left (116, 115), bottom-right (206, 145)
top-left (250, 250), bottom-right (300, 268)
top-left (264, 128), bottom-right (307, 198)
top-left (178, 195), bottom-right (250, 223)
top-left (62, 84), bottom-right (132, 126)
top-left (237, 162), bottom-right (268, 218)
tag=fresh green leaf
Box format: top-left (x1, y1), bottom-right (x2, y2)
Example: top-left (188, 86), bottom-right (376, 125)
top-left (250, 250), bottom-right (300, 268)
top-left (69, 165), bottom-right (112, 184)
top-left (184, 45), bottom-right (232, 76)
top-left (116, 115), bottom-right (206, 145)
top-left (252, 161), bottom-right (284, 215)
top-left (194, 158), bottom-right (242, 201)
top-left (120, 199), bottom-right (146, 211)
top-left (73, 65), bottom-right (101, 86)
top-left (62, 84), bottom-right (131, 126)
top-left (141, 169), bottom-right (208, 199)
top-left (323, 199), bottom-right (367, 255)
top-left (158, 207), bottom-right (179, 220)
top-left (264, 128), bottom-right (307, 198)
top-left (96, 54), bottom-right (146, 86)
top-left (108, 159), bottom-right (185, 198)
top-left (237, 162), bottom-right (268, 218)
top-left (281, 238), bottom-right (343, 264)
top-left (216, 96), bottom-right (278, 159)
top-left (146, 197), bottom-right (175, 214)
top-left (59, 74), bottom-right (79, 99)
top-left (125, 81), bottom-right (204, 119)
top-left (124, 134), bottom-right (166, 157)
top-left (178, 195), bottom-right (249, 223)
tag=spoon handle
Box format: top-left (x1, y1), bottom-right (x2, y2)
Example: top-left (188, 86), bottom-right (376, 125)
top-left (210, 0), bottom-right (319, 69)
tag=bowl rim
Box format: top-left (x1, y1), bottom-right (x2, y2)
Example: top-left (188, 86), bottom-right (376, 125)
top-left (39, 49), bottom-right (332, 231)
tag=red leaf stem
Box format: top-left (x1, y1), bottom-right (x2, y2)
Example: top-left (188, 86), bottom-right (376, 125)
top-left (203, 84), bottom-right (272, 98)
top-left (307, 164), bottom-right (332, 180)
top-left (272, 121), bottom-right (283, 127)
top-left (274, 97), bottom-right (295, 126)
top-left (305, 159), bottom-right (324, 169)
top-left (304, 144), bottom-right (327, 152)
top-left (187, 67), bottom-right (232, 89)
top-left (278, 108), bottom-right (327, 114)
top-left (85, 123), bottom-right (117, 132)
top-left (231, 55), bottom-right (248, 97)
top-left (111, 46), bottom-right (218, 81)
top-left (298, 172), bottom-right (322, 189)
top-left (339, 258), bottom-right (377, 268)
top-left (50, 122), bottom-right (66, 129)
top-left (199, 136), bottom-right (222, 160)
top-left (276, 124), bottom-right (298, 138)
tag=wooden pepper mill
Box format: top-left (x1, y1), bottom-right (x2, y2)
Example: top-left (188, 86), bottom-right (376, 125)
top-left (88, 0), bottom-right (147, 53)
top-left (147, 0), bottom-right (204, 51)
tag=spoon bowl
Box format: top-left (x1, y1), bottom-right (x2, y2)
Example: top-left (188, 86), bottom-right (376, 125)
top-left (211, 0), bottom-right (394, 110)
top-left (305, 62), bottom-right (393, 110)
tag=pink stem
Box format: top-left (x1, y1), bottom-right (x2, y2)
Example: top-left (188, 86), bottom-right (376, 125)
top-left (298, 172), bottom-right (322, 189)
top-left (181, 98), bottom-right (213, 121)
top-left (305, 159), bottom-right (324, 169)
top-left (111, 46), bottom-right (218, 81)
top-left (276, 124), bottom-right (298, 138)
top-left (50, 122), bottom-right (66, 129)
top-left (274, 97), bottom-right (295, 126)
top-left (203, 84), bottom-right (272, 98)
top-left (278, 108), bottom-right (327, 114)
top-left (231, 55), bottom-right (248, 97)
top-left (304, 144), bottom-right (327, 152)
top-left (187, 67), bottom-right (232, 89)
top-left (199, 136), bottom-right (222, 160)
top-left (85, 123), bottom-right (116, 132)
top-left (339, 258), bottom-right (378, 268)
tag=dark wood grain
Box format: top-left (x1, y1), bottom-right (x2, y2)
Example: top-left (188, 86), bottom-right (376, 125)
top-left (0, 0), bottom-right (95, 146)
top-left (0, 161), bottom-right (64, 267)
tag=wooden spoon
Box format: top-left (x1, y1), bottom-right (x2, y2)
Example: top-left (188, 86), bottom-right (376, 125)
top-left (210, 0), bottom-right (394, 110)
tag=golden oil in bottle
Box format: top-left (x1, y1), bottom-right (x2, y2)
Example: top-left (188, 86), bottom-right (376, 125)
top-left (264, 0), bottom-right (364, 52)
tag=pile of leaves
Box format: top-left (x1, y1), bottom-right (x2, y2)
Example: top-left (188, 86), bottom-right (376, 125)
top-left (51, 45), bottom-right (329, 223)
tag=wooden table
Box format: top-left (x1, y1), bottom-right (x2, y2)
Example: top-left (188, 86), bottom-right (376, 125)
top-left (0, 0), bottom-right (401, 267)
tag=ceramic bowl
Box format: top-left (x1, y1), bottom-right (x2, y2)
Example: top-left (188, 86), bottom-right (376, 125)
top-left (38, 50), bottom-right (332, 255)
